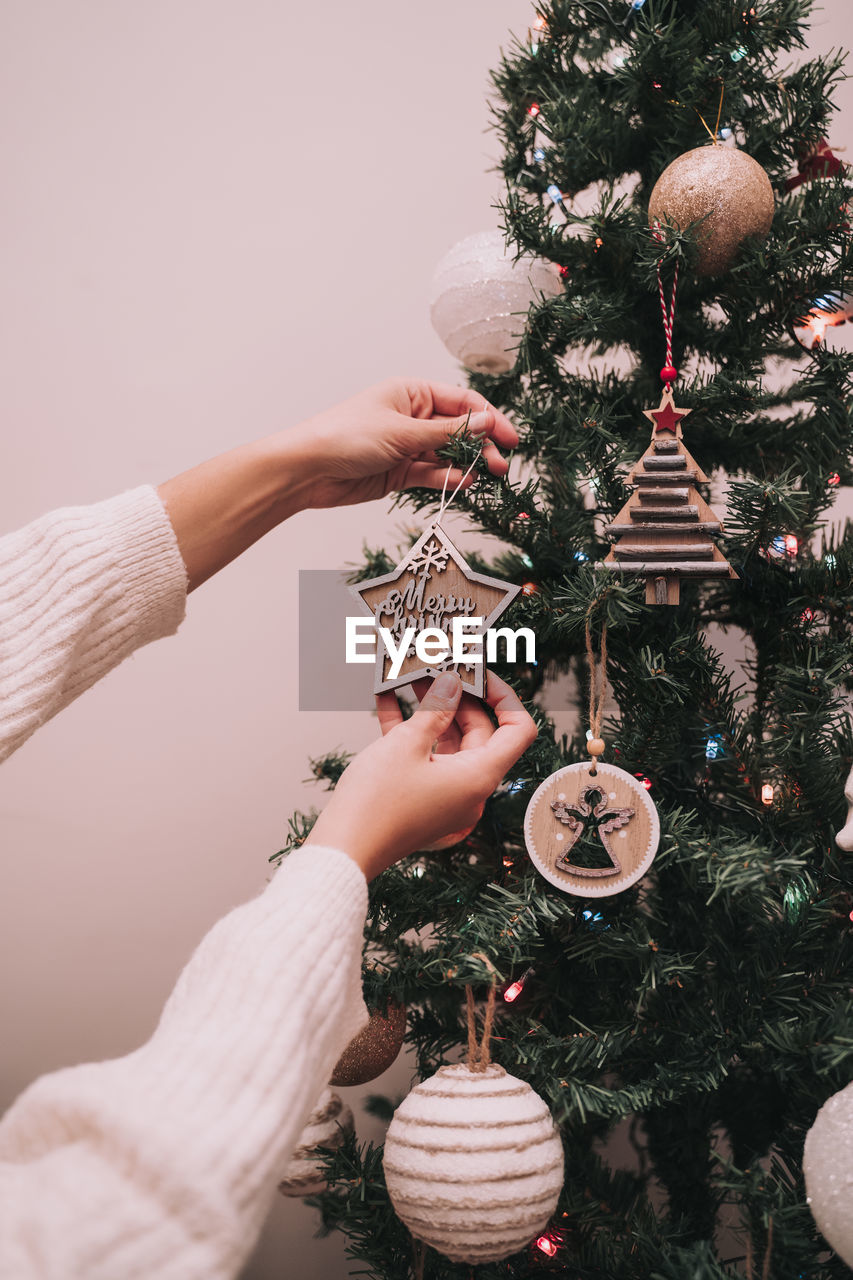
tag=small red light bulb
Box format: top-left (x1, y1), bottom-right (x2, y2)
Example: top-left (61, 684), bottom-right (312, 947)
top-left (521, 581), bottom-right (539, 596)
top-left (528, 102), bottom-right (541, 118)
top-left (829, 472), bottom-right (841, 487)
top-left (784, 534), bottom-right (798, 556)
top-left (634, 772), bottom-right (652, 791)
top-left (536, 1235), bottom-right (558, 1257)
top-left (504, 981), bottom-right (524, 1003)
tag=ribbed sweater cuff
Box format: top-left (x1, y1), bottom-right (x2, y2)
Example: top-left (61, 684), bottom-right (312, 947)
top-left (0, 484), bottom-right (188, 761)
top-left (101, 485), bottom-right (189, 646)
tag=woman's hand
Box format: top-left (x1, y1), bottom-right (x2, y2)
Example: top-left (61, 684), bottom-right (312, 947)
top-left (287, 378), bottom-right (519, 509)
top-left (305, 671), bottom-right (538, 881)
top-left (157, 378), bottom-right (518, 593)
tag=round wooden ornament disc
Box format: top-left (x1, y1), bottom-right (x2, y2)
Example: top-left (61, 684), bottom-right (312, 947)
top-left (524, 762), bottom-right (660, 897)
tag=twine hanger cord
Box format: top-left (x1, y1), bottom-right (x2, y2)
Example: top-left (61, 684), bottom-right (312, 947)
top-left (584, 613), bottom-right (609, 775)
top-left (464, 952), bottom-right (498, 1072)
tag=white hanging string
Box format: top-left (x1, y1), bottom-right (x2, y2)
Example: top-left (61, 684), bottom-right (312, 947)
top-left (435, 447), bottom-right (482, 526)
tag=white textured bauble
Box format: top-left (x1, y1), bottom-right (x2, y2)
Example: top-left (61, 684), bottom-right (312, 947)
top-left (383, 1062), bottom-right (564, 1264)
top-left (804, 1080), bottom-right (853, 1264)
top-left (277, 1088), bottom-right (353, 1198)
top-left (430, 230), bottom-right (564, 374)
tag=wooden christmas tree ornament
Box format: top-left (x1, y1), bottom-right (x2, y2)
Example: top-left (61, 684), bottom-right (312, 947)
top-left (599, 387), bottom-right (737, 605)
top-left (351, 520), bottom-right (520, 698)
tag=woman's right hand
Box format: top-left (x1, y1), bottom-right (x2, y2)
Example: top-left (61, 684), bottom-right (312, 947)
top-left (305, 671), bottom-right (537, 880)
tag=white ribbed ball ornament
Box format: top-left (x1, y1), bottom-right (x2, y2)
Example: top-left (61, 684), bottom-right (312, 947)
top-left (383, 1062), bottom-right (564, 1264)
top-left (430, 230), bottom-right (564, 374)
top-left (803, 1080), bottom-right (853, 1264)
top-left (277, 1088), bottom-right (353, 1198)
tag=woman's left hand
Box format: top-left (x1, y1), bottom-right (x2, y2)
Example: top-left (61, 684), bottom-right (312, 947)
top-left (287, 377), bottom-right (518, 509)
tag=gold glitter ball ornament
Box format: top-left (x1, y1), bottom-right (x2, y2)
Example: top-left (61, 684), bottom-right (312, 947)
top-left (648, 145), bottom-right (775, 275)
top-left (329, 1001), bottom-right (406, 1087)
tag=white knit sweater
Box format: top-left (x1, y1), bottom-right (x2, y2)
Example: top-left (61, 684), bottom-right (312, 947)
top-left (0, 486), bottom-right (369, 1278)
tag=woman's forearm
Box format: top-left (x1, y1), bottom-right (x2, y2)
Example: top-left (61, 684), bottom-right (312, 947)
top-left (156, 434), bottom-right (314, 593)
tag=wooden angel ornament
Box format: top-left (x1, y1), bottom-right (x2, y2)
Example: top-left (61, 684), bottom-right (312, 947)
top-left (599, 388), bottom-right (738, 606)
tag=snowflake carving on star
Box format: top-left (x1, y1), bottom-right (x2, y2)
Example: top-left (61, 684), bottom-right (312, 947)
top-left (404, 537), bottom-right (450, 576)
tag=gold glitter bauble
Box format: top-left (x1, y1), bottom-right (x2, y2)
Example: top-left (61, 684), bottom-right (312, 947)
top-left (648, 145), bottom-right (775, 275)
top-left (329, 1001), bottom-right (406, 1087)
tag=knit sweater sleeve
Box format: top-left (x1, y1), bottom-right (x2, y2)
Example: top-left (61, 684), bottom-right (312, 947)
top-left (0, 844), bottom-right (370, 1280)
top-left (0, 485), bottom-right (188, 763)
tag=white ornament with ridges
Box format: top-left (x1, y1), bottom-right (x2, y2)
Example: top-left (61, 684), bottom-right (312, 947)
top-left (277, 1088), bottom-right (353, 1197)
top-left (430, 230), bottom-right (563, 374)
top-left (383, 1062), bottom-right (564, 1264)
top-left (804, 1080), bottom-right (853, 1264)
top-left (837, 761), bottom-right (853, 851)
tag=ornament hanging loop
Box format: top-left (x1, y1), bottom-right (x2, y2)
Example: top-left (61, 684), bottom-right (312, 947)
top-left (655, 243), bottom-right (680, 385)
top-left (584, 614), bottom-right (608, 775)
top-left (464, 952), bottom-right (498, 1073)
top-left (436, 420), bottom-right (483, 526)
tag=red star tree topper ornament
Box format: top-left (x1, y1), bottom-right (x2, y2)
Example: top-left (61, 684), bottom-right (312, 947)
top-left (599, 388), bottom-right (737, 605)
top-left (351, 522), bottom-right (520, 698)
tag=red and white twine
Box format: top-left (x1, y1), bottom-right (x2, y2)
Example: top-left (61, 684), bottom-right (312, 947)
top-left (656, 257), bottom-right (679, 380)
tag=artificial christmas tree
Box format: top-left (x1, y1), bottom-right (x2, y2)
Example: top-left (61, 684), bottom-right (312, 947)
top-left (276, 1), bottom-right (853, 1275)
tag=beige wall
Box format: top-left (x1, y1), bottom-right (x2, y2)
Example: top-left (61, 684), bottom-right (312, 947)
top-left (0, 4), bottom-right (850, 1277)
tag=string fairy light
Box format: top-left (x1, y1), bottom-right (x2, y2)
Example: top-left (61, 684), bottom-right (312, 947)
top-left (503, 966), bottom-right (535, 1003)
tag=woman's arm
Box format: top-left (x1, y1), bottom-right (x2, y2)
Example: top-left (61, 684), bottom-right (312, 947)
top-left (0, 675), bottom-right (536, 1280)
top-left (0, 844), bottom-right (369, 1280)
top-left (0, 379), bottom-right (516, 761)
top-left (0, 485), bottom-right (187, 763)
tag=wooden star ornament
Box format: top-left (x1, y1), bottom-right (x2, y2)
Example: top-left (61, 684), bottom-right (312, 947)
top-left (350, 521), bottom-right (520, 698)
top-left (643, 387), bottom-right (690, 435)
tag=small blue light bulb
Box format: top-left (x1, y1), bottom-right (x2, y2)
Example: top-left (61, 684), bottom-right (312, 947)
top-left (547, 184), bottom-right (564, 205)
